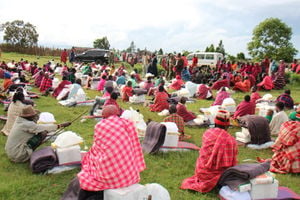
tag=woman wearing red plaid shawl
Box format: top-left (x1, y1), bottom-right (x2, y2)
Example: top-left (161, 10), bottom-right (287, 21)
top-left (181, 110), bottom-right (238, 193)
top-left (62, 105), bottom-right (146, 200)
top-left (39, 72), bottom-right (53, 93)
top-left (270, 121), bottom-right (300, 174)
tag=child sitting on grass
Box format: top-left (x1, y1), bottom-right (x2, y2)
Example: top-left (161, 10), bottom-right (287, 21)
top-left (265, 109), bottom-right (274, 123)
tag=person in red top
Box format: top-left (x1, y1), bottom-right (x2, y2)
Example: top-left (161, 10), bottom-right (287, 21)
top-left (291, 59), bottom-right (298, 72)
top-left (211, 76), bottom-right (229, 90)
top-left (250, 86), bottom-right (261, 104)
top-left (192, 55), bottom-right (198, 67)
top-left (104, 92), bottom-right (123, 115)
top-left (121, 81), bottom-right (133, 102)
top-left (39, 73), bottom-right (53, 93)
top-left (233, 95), bottom-right (255, 119)
top-left (257, 73), bottom-right (274, 90)
top-left (190, 54), bottom-right (198, 74)
top-left (60, 49), bottom-right (68, 64)
top-left (52, 76), bottom-right (71, 98)
top-left (62, 105), bottom-right (146, 199)
top-left (169, 75), bottom-right (184, 90)
top-left (176, 97), bottom-right (196, 122)
top-left (181, 110), bottom-right (238, 193)
top-left (233, 76), bottom-right (251, 92)
top-left (149, 86), bottom-right (169, 112)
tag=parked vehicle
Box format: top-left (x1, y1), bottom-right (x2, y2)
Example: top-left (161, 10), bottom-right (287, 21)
top-left (187, 52), bottom-right (223, 68)
top-left (74, 49), bottom-right (110, 64)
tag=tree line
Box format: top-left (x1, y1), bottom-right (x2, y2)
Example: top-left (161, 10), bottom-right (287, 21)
top-left (0, 18), bottom-right (298, 62)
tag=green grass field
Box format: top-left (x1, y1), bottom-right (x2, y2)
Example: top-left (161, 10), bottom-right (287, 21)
top-left (0, 52), bottom-right (299, 200)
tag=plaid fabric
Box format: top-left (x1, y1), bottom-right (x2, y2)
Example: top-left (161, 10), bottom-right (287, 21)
top-left (39, 77), bottom-right (52, 92)
top-left (164, 113), bottom-right (185, 134)
top-left (277, 94), bottom-right (294, 109)
top-left (78, 116), bottom-right (146, 191)
top-left (181, 128), bottom-right (238, 193)
top-left (271, 121), bottom-right (300, 173)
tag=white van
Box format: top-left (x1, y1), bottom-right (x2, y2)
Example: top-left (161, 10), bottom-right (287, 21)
top-left (187, 52), bottom-right (223, 68)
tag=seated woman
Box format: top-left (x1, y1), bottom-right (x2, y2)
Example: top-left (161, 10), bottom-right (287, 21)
top-left (133, 69), bottom-right (143, 83)
top-left (3, 72), bottom-right (13, 92)
top-left (149, 86), bottom-right (169, 112)
top-left (62, 105), bottom-right (146, 200)
top-left (1, 92), bottom-right (26, 136)
top-left (196, 84), bottom-right (213, 100)
top-left (169, 75), bottom-right (184, 90)
top-left (273, 72), bottom-right (286, 90)
top-left (289, 106), bottom-right (300, 121)
top-left (181, 67), bottom-right (191, 82)
top-left (257, 73), bottom-right (274, 90)
top-left (276, 89), bottom-right (294, 110)
top-left (67, 79), bottom-right (82, 100)
top-left (211, 76), bottom-right (229, 90)
top-left (52, 76), bottom-right (72, 98)
top-left (164, 104), bottom-right (184, 136)
top-left (233, 76), bottom-right (251, 92)
top-left (33, 70), bottom-right (44, 88)
top-left (181, 110), bottom-right (238, 193)
top-left (270, 102), bottom-right (289, 136)
top-left (233, 95), bottom-right (255, 119)
top-left (39, 72), bottom-right (53, 93)
top-left (250, 86), bottom-right (261, 104)
top-left (142, 77), bottom-right (154, 92)
top-left (128, 74), bottom-right (137, 88)
top-left (116, 72), bottom-right (126, 86)
top-left (104, 92), bottom-right (123, 115)
top-left (212, 87), bottom-right (230, 106)
top-left (176, 97), bottom-right (196, 123)
top-left (270, 121), bottom-right (300, 173)
top-left (97, 75), bottom-right (107, 92)
top-left (121, 81), bottom-right (133, 102)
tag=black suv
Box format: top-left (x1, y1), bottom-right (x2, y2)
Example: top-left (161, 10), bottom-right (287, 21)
top-left (74, 49), bottom-right (110, 64)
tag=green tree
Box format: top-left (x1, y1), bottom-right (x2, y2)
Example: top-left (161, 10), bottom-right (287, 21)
top-left (237, 52), bottom-right (246, 60)
top-left (93, 37), bottom-right (110, 49)
top-left (158, 48), bottom-right (164, 55)
top-left (205, 44), bottom-right (215, 52)
top-left (126, 41), bottom-right (136, 53)
top-left (215, 40), bottom-right (225, 55)
top-left (2, 20), bottom-right (38, 47)
top-left (226, 54), bottom-right (236, 62)
top-left (247, 18), bottom-right (297, 62)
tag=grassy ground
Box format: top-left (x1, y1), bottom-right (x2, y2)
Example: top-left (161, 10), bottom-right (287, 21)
top-left (0, 52), bottom-right (299, 200)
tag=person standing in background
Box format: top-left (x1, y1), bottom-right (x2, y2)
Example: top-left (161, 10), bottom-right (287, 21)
top-left (60, 49), bottom-right (68, 64)
top-left (69, 47), bottom-right (76, 63)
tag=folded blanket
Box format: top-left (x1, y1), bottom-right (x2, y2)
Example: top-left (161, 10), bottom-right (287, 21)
top-left (30, 146), bottom-right (58, 173)
top-left (218, 161), bottom-right (270, 190)
top-left (142, 122), bottom-right (166, 154)
top-left (238, 115), bottom-right (271, 145)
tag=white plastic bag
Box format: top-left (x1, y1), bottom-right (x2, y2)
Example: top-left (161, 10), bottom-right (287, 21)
top-left (52, 131), bottom-right (83, 148)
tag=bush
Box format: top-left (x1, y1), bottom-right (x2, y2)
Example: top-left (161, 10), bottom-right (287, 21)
top-left (290, 73), bottom-right (300, 85)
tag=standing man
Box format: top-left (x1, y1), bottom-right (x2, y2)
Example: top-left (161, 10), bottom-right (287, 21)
top-left (147, 53), bottom-right (158, 77)
top-left (142, 52), bottom-right (149, 76)
top-left (167, 53), bottom-right (175, 80)
top-left (175, 53), bottom-right (184, 77)
top-left (61, 49), bottom-right (68, 64)
top-left (69, 47), bottom-right (76, 63)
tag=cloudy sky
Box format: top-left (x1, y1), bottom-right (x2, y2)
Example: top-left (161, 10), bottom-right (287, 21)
top-left (0, 0), bottom-right (299, 56)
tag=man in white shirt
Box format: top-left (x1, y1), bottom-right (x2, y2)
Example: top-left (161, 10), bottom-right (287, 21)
top-left (270, 102), bottom-right (289, 136)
